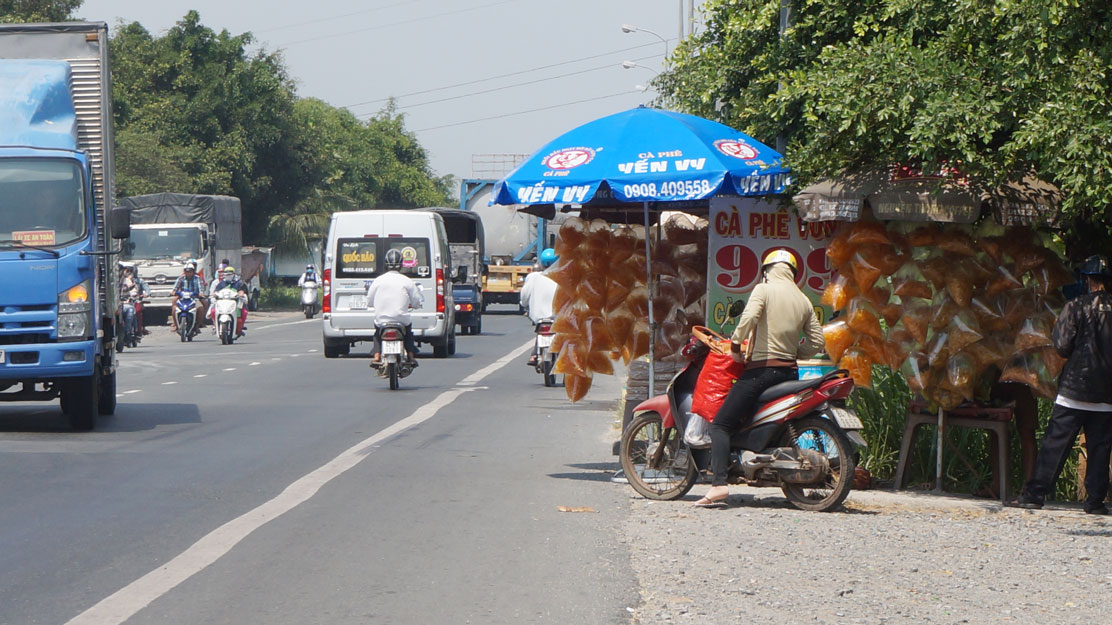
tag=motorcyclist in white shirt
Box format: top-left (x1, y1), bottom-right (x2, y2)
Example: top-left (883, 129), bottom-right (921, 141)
top-left (520, 248), bottom-right (559, 367)
top-left (368, 249), bottom-right (423, 365)
top-left (298, 264), bottom-right (318, 286)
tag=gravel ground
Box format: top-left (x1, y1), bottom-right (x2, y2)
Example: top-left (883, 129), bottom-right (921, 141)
top-left (621, 484), bottom-right (1112, 625)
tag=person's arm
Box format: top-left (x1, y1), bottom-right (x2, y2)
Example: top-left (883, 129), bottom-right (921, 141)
top-left (1052, 299), bottom-right (1080, 358)
top-left (298, 274), bottom-right (305, 286)
top-left (730, 286), bottom-right (766, 345)
top-left (798, 307), bottom-right (826, 360)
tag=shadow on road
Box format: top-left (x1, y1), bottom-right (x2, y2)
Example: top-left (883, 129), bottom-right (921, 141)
top-left (548, 461), bottom-right (622, 483)
top-left (0, 402), bottom-right (202, 433)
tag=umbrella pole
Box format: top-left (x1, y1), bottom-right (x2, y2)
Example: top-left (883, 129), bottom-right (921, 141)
top-left (644, 200), bottom-right (655, 398)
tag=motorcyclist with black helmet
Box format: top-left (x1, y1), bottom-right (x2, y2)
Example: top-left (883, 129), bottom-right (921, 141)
top-left (367, 248), bottom-right (423, 365)
top-left (1013, 255), bottom-right (1112, 515)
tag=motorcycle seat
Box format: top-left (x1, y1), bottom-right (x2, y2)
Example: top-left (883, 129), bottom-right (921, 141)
top-left (756, 376), bottom-right (826, 404)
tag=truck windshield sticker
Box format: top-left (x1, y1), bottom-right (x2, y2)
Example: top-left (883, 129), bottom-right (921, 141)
top-left (158, 230), bottom-right (169, 236)
top-left (13, 230), bottom-right (56, 246)
top-left (417, 266), bottom-right (430, 277)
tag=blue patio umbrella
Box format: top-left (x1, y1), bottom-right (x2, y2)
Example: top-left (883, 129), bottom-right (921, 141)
top-left (491, 106), bottom-right (789, 396)
top-left (491, 106), bottom-right (789, 206)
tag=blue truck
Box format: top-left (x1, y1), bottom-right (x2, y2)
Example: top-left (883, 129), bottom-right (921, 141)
top-left (0, 22), bottom-right (129, 430)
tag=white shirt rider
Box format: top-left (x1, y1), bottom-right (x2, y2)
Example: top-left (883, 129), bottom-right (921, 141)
top-left (366, 270), bottom-right (423, 325)
top-left (520, 270), bottom-right (558, 323)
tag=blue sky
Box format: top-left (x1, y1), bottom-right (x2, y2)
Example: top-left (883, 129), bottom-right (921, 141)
top-left (79, 0), bottom-right (692, 193)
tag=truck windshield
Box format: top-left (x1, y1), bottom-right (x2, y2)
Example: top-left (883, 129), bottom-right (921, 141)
top-left (124, 227), bottom-right (203, 261)
top-left (0, 159), bottom-right (87, 248)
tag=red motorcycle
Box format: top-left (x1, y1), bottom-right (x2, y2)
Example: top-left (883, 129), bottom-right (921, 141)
top-left (619, 333), bottom-right (867, 512)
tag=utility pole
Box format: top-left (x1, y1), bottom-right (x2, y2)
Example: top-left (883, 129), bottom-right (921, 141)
top-left (776, 0), bottom-right (791, 155)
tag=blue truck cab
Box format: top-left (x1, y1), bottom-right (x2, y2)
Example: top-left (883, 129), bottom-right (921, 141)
top-left (0, 23), bottom-right (128, 430)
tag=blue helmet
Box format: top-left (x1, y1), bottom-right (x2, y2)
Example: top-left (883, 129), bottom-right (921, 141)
top-left (539, 248), bottom-right (558, 267)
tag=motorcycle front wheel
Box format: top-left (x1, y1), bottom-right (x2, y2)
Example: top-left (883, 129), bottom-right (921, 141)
top-left (778, 415), bottom-right (855, 512)
top-left (619, 412), bottom-right (697, 500)
top-left (178, 317), bottom-right (189, 343)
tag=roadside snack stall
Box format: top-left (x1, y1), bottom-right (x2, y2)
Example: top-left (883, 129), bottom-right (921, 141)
top-left (794, 169), bottom-right (1065, 497)
top-left (491, 107), bottom-right (790, 402)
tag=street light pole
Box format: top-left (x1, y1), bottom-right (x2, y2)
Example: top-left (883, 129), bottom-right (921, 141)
top-left (621, 23), bottom-right (668, 57)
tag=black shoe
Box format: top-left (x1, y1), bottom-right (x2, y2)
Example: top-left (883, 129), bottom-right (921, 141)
top-left (1005, 493), bottom-right (1044, 509)
top-left (1084, 504), bottom-right (1110, 515)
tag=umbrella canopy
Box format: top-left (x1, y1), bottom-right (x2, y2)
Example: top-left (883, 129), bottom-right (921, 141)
top-left (491, 107), bottom-right (789, 207)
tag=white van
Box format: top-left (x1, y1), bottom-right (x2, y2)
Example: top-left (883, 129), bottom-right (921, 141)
top-left (321, 210), bottom-right (459, 358)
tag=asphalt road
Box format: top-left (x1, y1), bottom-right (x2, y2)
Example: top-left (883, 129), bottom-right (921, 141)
top-left (0, 309), bottom-right (637, 625)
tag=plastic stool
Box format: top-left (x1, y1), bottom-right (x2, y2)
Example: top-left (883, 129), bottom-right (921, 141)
top-left (893, 409), bottom-right (1011, 502)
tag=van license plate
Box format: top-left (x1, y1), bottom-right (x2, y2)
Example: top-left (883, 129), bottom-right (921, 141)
top-left (382, 341), bottom-right (403, 355)
top-left (537, 335), bottom-right (554, 348)
top-left (0, 350), bottom-right (4, 364)
top-left (349, 295), bottom-right (367, 309)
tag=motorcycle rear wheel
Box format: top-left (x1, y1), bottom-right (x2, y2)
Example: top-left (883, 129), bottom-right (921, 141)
top-left (778, 415), bottom-right (855, 512)
top-left (619, 412), bottom-right (697, 500)
top-left (387, 362), bottom-right (399, 390)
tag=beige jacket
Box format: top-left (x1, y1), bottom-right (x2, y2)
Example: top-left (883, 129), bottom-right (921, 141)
top-left (730, 263), bottom-right (825, 362)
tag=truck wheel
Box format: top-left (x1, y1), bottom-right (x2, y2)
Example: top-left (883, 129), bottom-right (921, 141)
top-left (433, 339), bottom-right (449, 358)
top-left (98, 369), bottom-right (117, 416)
top-left (323, 339), bottom-right (350, 358)
top-left (61, 372), bottom-right (99, 431)
top-left (448, 330), bottom-right (456, 356)
top-left (473, 317), bottom-right (482, 335)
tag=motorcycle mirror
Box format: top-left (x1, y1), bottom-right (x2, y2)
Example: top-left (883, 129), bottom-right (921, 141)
top-left (726, 299), bottom-right (745, 318)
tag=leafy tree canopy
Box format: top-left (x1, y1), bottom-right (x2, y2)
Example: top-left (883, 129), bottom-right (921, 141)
top-left (0, 0), bottom-right (81, 23)
top-left (109, 12), bottom-right (450, 246)
top-left (658, 0), bottom-right (1112, 253)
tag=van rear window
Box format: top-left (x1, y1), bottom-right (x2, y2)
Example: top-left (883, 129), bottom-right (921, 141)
top-left (335, 238), bottom-right (431, 279)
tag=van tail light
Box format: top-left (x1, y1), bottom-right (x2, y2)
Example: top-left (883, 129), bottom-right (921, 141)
top-left (436, 268), bottom-right (445, 313)
top-left (322, 268), bottom-right (331, 313)
top-left (380, 328), bottom-right (403, 340)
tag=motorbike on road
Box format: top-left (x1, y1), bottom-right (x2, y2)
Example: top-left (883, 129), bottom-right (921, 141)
top-left (371, 323), bottom-right (415, 390)
top-left (213, 287), bottom-right (246, 345)
top-left (301, 280), bottom-right (319, 318)
top-left (619, 332), bottom-right (867, 512)
top-left (533, 318), bottom-right (561, 387)
top-left (116, 291), bottom-right (146, 352)
top-left (174, 291), bottom-right (200, 343)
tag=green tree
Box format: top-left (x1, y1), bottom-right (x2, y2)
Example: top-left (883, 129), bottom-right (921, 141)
top-left (110, 12), bottom-right (302, 241)
top-left (0, 0), bottom-right (82, 22)
top-left (658, 0), bottom-right (1112, 252)
top-left (266, 189), bottom-right (353, 259)
top-left (110, 13), bottom-right (452, 248)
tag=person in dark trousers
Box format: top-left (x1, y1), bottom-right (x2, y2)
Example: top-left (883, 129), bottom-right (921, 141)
top-left (1012, 255), bottom-right (1112, 515)
top-left (693, 250), bottom-right (825, 508)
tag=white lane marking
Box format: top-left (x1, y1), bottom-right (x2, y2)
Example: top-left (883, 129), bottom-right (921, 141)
top-left (307, 349), bottom-right (318, 353)
top-left (222, 368), bottom-right (236, 372)
top-left (249, 362), bottom-right (261, 366)
top-left (123, 390), bottom-right (141, 394)
top-left (116, 394), bottom-right (124, 398)
top-left (161, 381), bottom-right (177, 386)
top-left (66, 339), bottom-right (531, 625)
top-left (250, 318), bottom-right (316, 330)
top-left (193, 374), bottom-right (207, 379)
top-left (459, 340), bottom-right (533, 386)
top-left (270, 357), bottom-right (281, 361)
